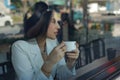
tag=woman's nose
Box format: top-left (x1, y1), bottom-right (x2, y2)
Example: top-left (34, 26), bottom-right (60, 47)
top-left (56, 22), bottom-right (60, 29)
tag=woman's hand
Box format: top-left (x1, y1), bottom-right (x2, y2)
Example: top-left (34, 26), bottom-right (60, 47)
top-left (42, 42), bottom-right (67, 76)
top-left (47, 42), bottom-right (67, 65)
top-left (66, 43), bottom-right (79, 69)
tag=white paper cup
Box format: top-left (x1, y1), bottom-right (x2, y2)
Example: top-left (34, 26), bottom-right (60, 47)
top-left (64, 41), bottom-right (76, 52)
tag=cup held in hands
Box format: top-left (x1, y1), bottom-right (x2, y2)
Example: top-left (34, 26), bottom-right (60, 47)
top-left (64, 41), bottom-right (76, 52)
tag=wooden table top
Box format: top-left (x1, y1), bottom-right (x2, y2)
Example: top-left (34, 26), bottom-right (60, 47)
top-left (70, 55), bottom-right (120, 80)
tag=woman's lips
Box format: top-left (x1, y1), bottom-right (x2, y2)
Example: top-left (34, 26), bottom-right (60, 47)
top-left (54, 32), bottom-right (58, 35)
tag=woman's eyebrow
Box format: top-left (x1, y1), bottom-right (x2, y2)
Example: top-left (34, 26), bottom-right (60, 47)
top-left (51, 18), bottom-right (56, 22)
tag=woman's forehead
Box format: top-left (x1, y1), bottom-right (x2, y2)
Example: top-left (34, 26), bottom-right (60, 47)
top-left (51, 12), bottom-right (56, 19)
top-left (52, 11), bottom-right (59, 19)
top-left (52, 11), bottom-right (55, 17)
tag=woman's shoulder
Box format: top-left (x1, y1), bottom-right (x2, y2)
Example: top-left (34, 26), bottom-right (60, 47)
top-left (14, 38), bottom-right (36, 44)
top-left (12, 40), bottom-right (29, 48)
top-left (12, 39), bottom-right (36, 48)
top-left (13, 40), bottom-right (28, 45)
top-left (12, 39), bottom-right (37, 55)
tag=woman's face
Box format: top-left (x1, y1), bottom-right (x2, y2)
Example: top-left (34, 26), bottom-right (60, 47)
top-left (47, 16), bottom-right (60, 39)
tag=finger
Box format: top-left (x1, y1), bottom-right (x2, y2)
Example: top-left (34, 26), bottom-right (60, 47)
top-left (66, 53), bottom-right (79, 57)
top-left (63, 47), bottom-right (67, 53)
top-left (67, 55), bottom-right (78, 59)
top-left (57, 42), bottom-right (66, 49)
top-left (63, 46), bottom-right (67, 51)
top-left (74, 48), bottom-right (80, 53)
top-left (69, 49), bottom-right (79, 54)
top-left (60, 47), bottom-right (65, 52)
top-left (59, 46), bottom-right (67, 54)
top-left (66, 53), bottom-right (76, 56)
top-left (75, 42), bottom-right (79, 48)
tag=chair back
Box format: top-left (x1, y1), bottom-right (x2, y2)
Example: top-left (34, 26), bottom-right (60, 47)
top-left (0, 44), bottom-right (15, 80)
top-left (90, 38), bottom-right (105, 60)
top-left (76, 38), bottom-right (106, 69)
top-left (76, 42), bottom-right (91, 69)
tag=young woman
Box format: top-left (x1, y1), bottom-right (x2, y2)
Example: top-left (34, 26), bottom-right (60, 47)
top-left (12, 9), bottom-right (79, 80)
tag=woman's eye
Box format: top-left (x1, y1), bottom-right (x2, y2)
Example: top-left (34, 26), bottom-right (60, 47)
top-left (51, 18), bottom-right (56, 23)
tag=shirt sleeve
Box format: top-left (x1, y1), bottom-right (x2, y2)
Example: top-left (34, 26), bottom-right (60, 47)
top-left (56, 57), bottom-right (76, 80)
top-left (11, 41), bottom-right (54, 80)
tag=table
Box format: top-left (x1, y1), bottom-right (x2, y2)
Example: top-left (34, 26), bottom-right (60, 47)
top-left (70, 53), bottom-right (120, 80)
top-left (69, 57), bottom-right (108, 80)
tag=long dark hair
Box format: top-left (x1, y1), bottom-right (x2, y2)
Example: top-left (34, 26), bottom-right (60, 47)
top-left (23, 1), bottom-right (48, 38)
top-left (27, 10), bottom-right (53, 39)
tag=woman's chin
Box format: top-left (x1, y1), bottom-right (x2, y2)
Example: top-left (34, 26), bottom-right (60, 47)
top-left (47, 36), bottom-right (56, 40)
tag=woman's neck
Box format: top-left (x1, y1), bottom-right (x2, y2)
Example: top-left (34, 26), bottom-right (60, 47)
top-left (36, 37), bottom-right (46, 49)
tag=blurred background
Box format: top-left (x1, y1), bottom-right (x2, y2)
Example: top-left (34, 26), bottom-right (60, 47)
top-left (0, 0), bottom-right (120, 61)
top-left (1, 0), bottom-right (120, 80)
top-left (0, 0), bottom-right (120, 44)
top-left (1, 0), bottom-right (120, 66)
